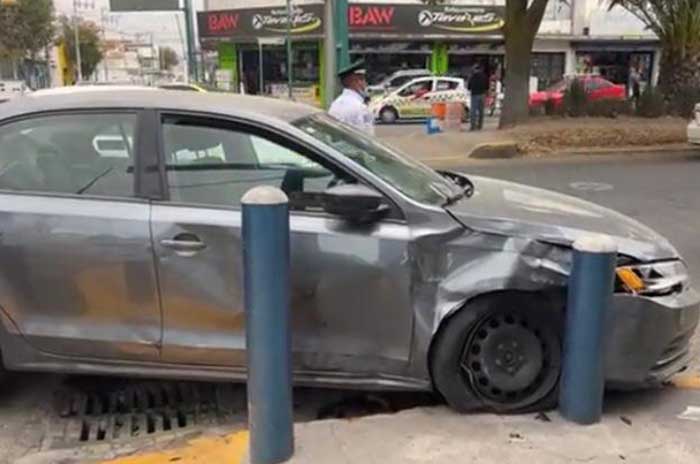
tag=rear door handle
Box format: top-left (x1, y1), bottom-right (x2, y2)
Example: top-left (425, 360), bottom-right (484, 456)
top-left (160, 233), bottom-right (207, 253)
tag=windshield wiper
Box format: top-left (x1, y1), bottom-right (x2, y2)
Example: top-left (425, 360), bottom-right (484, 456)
top-left (76, 167), bottom-right (113, 194)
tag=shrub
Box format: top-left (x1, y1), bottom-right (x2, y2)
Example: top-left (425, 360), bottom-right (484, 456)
top-left (586, 98), bottom-right (632, 118)
top-left (563, 79), bottom-right (588, 117)
top-left (667, 84), bottom-right (700, 118)
top-left (636, 85), bottom-right (666, 118)
top-left (544, 97), bottom-right (562, 116)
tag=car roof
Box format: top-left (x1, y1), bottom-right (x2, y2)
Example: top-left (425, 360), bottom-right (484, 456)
top-left (393, 69), bottom-right (431, 75)
top-left (0, 87), bottom-right (322, 123)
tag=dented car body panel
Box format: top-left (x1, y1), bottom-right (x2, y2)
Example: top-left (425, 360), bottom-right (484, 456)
top-left (0, 90), bottom-right (696, 392)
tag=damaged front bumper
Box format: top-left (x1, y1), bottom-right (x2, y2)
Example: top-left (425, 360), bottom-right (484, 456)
top-left (605, 286), bottom-right (700, 388)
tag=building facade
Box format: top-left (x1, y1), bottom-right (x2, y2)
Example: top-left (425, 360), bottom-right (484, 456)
top-left (199, 0), bottom-right (660, 105)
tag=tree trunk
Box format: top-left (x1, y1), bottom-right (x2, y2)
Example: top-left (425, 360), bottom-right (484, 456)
top-left (499, 24), bottom-right (535, 128)
top-left (498, 0), bottom-right (549, 128)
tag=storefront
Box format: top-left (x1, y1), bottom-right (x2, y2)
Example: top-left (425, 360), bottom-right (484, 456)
top-left (199, 3), bottom-right (510, 105)
top-left (198, 3), bottom-right (658, 104)
top-left (573, 40), bottom-right (658, 92)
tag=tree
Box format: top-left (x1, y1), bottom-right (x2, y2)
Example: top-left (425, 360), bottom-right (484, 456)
top-left (610, 0), bottom-right (700, 103)
top-left (159, 46), bottom-right (179, 71)
top-left (499, 0), bottom-right (550, 128)
top-left (0, 0), bottom-right (55, 78)
top-left (60, 16), bottom-right (104, 80)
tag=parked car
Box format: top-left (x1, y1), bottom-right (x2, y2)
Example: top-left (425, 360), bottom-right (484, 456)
top-left (529, 75), bottom-right (626, 110)
top-left (687, 103), bottom-right (700, 145)
top-left (367, 69), bottom-right (433, 96)
top-left (0, 89), bottom-right (697, 413)
top-left (370, 76), bottom-right (469, 123)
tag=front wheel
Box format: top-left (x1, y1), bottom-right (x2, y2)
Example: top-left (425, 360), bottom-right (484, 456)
top-left (430, 293), bottom-right (562, 413)
top-left (379, 106), bottom-right (399, 124)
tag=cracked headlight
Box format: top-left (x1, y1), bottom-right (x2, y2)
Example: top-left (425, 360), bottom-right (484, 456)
top-left (616, 260), bottom-right (688, 296)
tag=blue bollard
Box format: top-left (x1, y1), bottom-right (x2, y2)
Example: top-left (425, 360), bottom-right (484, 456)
top-left (242, 186), bottom-right (294, 464)
top-left (559, 235), bottom-right (617, 425)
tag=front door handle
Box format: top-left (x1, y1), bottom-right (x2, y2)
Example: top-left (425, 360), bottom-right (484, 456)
top-left (160, 233), bottom-right (207, 253)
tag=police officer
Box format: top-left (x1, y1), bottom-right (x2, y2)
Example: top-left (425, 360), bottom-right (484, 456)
top-left (329, 60), bottom-right (375, 136)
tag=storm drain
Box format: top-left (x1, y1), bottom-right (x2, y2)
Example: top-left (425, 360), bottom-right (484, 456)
top-left (47, 381), bottom-right (246, 448)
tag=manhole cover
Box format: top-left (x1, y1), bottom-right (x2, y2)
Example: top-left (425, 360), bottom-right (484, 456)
top-left (45, 380), bottom-right (245, 449)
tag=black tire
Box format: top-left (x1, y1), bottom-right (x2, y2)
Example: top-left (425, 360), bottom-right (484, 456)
top-left (462, 105), bottom-right (470, 123)
top-left (430, 292), bottom-right (562, 413)
top-left (379, 106), bottom-right (399, 124)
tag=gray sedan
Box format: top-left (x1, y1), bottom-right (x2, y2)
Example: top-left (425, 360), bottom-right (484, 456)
top-left (0, 89), bottom-right (697, 413)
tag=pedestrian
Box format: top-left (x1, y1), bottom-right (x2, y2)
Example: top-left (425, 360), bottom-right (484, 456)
top-left (328, 60), bottom-right (375, 136)
top-left (629, 65), bottom-right (641, 108)
top-left (467, 63), bottom-right (489, 131)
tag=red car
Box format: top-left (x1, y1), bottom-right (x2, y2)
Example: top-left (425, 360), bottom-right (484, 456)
top-left (529, 75), bottom-right (626, 110)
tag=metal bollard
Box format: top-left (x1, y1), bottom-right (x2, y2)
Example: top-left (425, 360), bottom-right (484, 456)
top-left (559, 235), bottom-right (617, 425)
top-left (242, 186), bottom-right (294, 464)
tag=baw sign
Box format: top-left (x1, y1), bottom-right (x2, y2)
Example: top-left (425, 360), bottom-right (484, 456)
top-left (198, 3), bottom-right (505, 39)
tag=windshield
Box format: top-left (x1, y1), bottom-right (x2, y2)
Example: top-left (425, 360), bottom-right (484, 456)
top-left (292, 114), bottom-right (462, 205)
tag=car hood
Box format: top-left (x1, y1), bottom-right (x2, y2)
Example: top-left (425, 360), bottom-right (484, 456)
top-left (445, 175), bottom-right (678, 262)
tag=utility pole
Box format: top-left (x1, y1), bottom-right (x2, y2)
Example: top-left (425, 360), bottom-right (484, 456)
top-left (73, 0), bottom-right (83, 82)
top-left (323, 0), bottom-right (336, 108)
top-left (334, 0), bottom-right (349, 70)
top-left (286, 0), bottom-right (293, 100)
top-left (183, 0), bottom-right (198, 82)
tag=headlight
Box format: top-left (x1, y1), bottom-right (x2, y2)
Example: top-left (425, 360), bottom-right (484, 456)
top-left (616, 260), bottom-right (688, 296)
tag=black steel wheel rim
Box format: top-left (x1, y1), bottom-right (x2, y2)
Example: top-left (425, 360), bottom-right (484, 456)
top-left (461, 311), bottom-right (559, 406)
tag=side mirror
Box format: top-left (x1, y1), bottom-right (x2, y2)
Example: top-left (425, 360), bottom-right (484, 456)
top-left (322, 183), bottom-right (389, 224)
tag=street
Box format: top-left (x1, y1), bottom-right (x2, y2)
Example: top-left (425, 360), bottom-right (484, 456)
top-left (0, 152), bottom-right (696, 463)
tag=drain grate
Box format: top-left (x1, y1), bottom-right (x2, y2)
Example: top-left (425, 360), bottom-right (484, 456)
top-left (47, 380), bottom-right (245, 448)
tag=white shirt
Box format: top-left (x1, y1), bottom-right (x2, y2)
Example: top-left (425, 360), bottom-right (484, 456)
top-left (328, 88), bottom-right (375, 136)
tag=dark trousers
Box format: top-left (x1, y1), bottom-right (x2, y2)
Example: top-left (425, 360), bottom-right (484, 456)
top-left (470, 94), bottom-right (485, 130)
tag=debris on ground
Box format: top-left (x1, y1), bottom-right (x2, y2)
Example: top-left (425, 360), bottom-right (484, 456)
top-left (620, 416), bottom-right (633, 426)
top-left (534, 412), bottom-right (551, 422)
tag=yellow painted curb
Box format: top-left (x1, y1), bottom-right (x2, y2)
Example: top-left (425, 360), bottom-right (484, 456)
top-left (671, 374), bottom-right (700, 389)
top-left (102, 430), bottom-right (248, 464)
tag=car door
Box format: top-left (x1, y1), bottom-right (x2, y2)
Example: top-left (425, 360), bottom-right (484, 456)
top-left (396, 78), bottom-right (434, 119)
top-left (586, 78), bottom-right (614, 101)
top-left (151, 113), bottom-right (414, 376)
top-left (0, 111), bottom-right (161, 360)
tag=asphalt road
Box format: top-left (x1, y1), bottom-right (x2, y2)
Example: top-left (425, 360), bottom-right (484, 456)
top-left (460, 154), bottom-right (700, 280)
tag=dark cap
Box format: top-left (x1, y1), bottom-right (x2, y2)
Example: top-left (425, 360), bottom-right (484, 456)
top-left (338, 60), bottom-right (367, 80)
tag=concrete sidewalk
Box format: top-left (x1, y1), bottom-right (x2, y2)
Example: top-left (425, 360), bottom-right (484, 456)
top-left (376, 120), bottom-right (518, 164)
top-left (18, 377), bottom-right (700, 463)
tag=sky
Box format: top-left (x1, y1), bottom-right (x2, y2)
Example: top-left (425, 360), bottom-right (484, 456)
top-left (53, 0), bottom-right (205, 57)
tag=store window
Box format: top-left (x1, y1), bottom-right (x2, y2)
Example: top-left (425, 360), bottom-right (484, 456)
top-left (575, 51), bottom-right (653, 89)
top-left (531, 53), bottom-right (565, 91)
top-left (350, 42), bottom-right (432, 86)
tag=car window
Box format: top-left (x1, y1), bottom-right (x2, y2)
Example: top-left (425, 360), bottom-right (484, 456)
top-left (436, 80), bottom-right (460, 91)
top-left (0, 113), bottom-right (136, 197)
top-left (293, 114), bottom-right (462, 206)
top-left (390, 75), bottom-right (412, 88)
top-left (162, 118), bottom-right (339, 209)
top-left (398, 80), bottom-right (432, 97)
